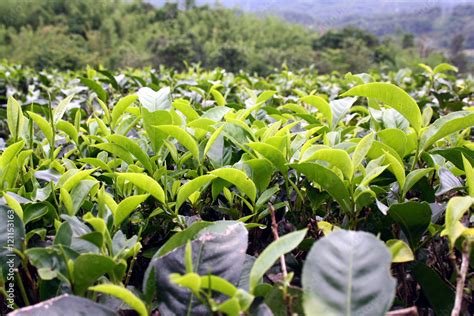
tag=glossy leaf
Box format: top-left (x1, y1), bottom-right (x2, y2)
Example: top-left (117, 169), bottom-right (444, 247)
top-left (108, 134), bottom-right (153, 173)
top-left (210, 88), bottom-right (226, 106)
top-left (0, 140), bottom-right (25, 169)
top-left (176, 175), bottom-right (217, 210)
top-left (53, 94), bottom-right (75, 124)
top-left (402, 168), bottom-right (433, 198)
top-left (210, 168), bottom-right (257, 202)
top-left (114, 194), bottom-right (149, 227)
top-left (420, 111), bottom-right (474, 151)
top-left (378, 128), bottom-right (407, 158)
top-left (60, 168), bottom-right (96, 192)
top-left (351, 132), bottom-right (374, 169)
top-left (436, 167), bottom-right (462, 196)
top-left (330, 97), bottom-right (356, 127)
top-left (440, 196), bottom-right (473, 249)
top-left (303, 148), bottom-right (353, 179)
top-left (4, 192), bottom-right (23, 220)
top-left (342, 82), bottom-right (422, 133)
top-left (463, 154), bottom-right (474, 196)
top-left (155, 221), bottom-right (213, 257)
top-left (89, 284), bottom-right (148, 316)
top-left (383, 150), bottom-right (406, 188)
top-left (387, 201), bottom-right (431, 248)
top-left (137, 86), bottom-right (172, 112)
top-left (244, 158), bottom-right (273, 193)
top-left (291, 162), bottom-right (352, 213)
top-left (111, 94), bottom-right (138, 128)
top-left (154, 125), bottom-right (200, 161)
top-left (94, 143), bottom-right (134, 164)
top-left (249, 229), bottom-right (307, 292)
top-left (56, 120), bottom-right (79, 143)
top-left (23, 202), bottom-right (52, 225)
top-left (27, 111), bottom-right (54, 145)
top-left (433, 63), bottom-right (458, 74)
top-left (80, 77), bottom-right (108, 101)
top-left (301, 95), bottom-right (332, 127)
top-left (204, 124), bottom-right (225, 157)
top-left (7, 96), bottom-right (24, 141)
top-left (247, 142), bottom-right (288, 174)
top-left (117, 173), bottom-right (165, 203)
top-left (386, 239), bottom-right (414, 263)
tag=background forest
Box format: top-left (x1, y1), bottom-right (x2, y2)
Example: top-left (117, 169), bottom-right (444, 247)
top-left (0, 0), bottom-right (471, 74)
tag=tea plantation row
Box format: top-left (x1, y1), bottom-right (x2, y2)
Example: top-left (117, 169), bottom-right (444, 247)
top-left (0, 63), bottom-right (473, 315)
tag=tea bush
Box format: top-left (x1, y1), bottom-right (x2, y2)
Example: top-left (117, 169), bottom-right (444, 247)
top-left (0, 62), bottom-right (473, 315)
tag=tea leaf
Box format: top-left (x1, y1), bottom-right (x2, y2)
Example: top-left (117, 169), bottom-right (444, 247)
top-left (302, 230), bottom-right (395, 316)
top-left (114, 194), bottom-right (149, 227)
top-left (7, 96), bottom-right (24, 142)
top-left (154, 125), bottom-right (200, 161)
top-left (210, 168), bottom-right (257, 202)
top-left (53, 94), bottom-right (75, 124)
top-left (341, 83), bottom-right (422, 133)
top-left (176, 175), bottom-right (217, 210)
top-left (117, 173), bottom-right (165, 203)
top-left (249, 229), bottom-right (307, 292)
top-left (89, 284), bottom-right (148, 316)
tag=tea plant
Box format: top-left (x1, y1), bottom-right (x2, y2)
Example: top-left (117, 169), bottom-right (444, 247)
top-left (0, 62), bottom-right (473, 315)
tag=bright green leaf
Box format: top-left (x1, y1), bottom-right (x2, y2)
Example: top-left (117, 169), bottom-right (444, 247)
top-left (341, 82), bottom-right (422, 133)
top-left (89, 284), bottom-right (148, 316)
top-left (114, 194), bottom-right (149, 227)
top-left (210, 168), bottom-right (257, 202)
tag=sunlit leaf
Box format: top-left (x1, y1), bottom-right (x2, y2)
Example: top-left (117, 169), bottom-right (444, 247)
top-left (210, 168), bottom-right (257, 202)
top-left (342, 82), bottom-right (422, 133)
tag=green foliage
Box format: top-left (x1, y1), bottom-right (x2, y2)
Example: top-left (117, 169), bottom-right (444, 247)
top-left (1, 62), bottom-right (473, 315)
top-left (0, 1), bottom-right (452, 73)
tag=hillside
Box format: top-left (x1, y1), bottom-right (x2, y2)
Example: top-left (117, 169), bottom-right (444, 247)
top-left (148, 0), bottom-right (474, 49)
top-left (1, 0), bottom-right (451, 73)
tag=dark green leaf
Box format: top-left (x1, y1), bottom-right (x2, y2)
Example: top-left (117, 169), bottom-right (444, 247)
top-left (302, 230), bottom-right (395, 315)
top-left (147, 221), bottom-right (248, 315)
top-left (291, 162), bottom-right (352, 213)
top-left (9, 294), bottom-right (116, 316)
top-left (412, 263), bottom-right (454, 316)
top-left (387, 201), bottom-right (431, 248)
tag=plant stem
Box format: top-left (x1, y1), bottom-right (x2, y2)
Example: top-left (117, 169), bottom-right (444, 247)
top-left (47, 92), bottom-right (56, 161)
top-left (125, 226), bottom-right (144, 286)
top-left (20, 249), bottom-right (37, 302)
top-left (50, 181), bottom-right (60, 218)
top-left (124, 255), bottom-right (138, 287)
top-left (451, 242), bottom-right (471, 316)
top-left (15, 271), bottom-right (30, 306)
top-left (387, 306), bottom-right (418, 316)
top-left (0, 288), bottom-right (19, 310)
top-left (410, 143), bottom-right (420, 172)
top-left (29, 103), bottom-right (34, 170)
top-left (269, 202), bottom-right (287, 278)
top-left (288, 178), bottom-right (304, 207)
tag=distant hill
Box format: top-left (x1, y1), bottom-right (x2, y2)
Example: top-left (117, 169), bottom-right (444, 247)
top-left (148, 0), bottom-right (474, 49)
